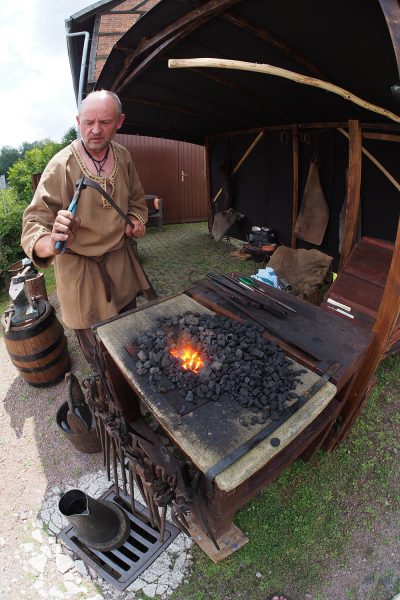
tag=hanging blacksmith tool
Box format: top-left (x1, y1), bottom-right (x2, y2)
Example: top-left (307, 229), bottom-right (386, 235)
top-left (205, 361), bottom-right (341, 482)
top-left (55, 178), bottom-right (87, 254)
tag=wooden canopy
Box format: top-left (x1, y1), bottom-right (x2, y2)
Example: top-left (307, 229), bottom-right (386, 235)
top-left (93, 1), bottom-right (400, 257)
top-left (95, 0), bottom-right (400, 143)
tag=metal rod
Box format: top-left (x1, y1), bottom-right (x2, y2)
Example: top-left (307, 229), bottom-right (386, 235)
top-left (128, 464), bottom-right (136, 515)
top-left (112, 437), bottom-right (120, 497)
top-left (120, 447), bottom-right (128, 496)
top-left (105, 431), bottom-right (111, 481)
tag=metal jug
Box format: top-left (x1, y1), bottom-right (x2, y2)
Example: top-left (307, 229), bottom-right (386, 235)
top-left (59, 489), bottom-right (130, 551)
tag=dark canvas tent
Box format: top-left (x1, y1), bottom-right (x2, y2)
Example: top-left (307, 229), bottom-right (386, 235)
top-left (94, 0), bottom-right (399, 264)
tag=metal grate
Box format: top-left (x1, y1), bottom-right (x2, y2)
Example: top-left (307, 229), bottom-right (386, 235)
top-left (59, 486), bottom-right (180, 590)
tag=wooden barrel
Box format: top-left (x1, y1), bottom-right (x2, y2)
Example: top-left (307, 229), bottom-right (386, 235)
top-left (1, 300), bottom-right (71, 387)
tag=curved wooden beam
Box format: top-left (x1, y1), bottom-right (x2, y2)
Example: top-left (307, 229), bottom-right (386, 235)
top-left (168, 57), bottom-right (400, 124)
top-left (221, 12), bottom-right (331, 82)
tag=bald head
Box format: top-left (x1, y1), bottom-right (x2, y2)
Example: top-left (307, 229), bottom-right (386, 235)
top-left (79, 90), bottom-right (122, 117)
top-left (77, 90), bottom-right (125, 155)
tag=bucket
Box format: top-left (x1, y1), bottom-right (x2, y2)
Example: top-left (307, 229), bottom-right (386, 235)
top-left (56, 401), bottom-right (102, 454)
top-left (1, 299), bottom-right (71, 387)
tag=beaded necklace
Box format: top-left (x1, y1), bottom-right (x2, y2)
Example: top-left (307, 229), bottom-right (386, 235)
top-left (81, 141), bottom-right (110, 176)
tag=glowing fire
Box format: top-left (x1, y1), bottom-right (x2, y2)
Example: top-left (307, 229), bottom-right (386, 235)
top-left (170, 345), bottom-right (204, 373)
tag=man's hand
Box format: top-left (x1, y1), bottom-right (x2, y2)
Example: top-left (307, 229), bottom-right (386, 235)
top-left (34, 210), bottom-right (81, 258)
top-left (125, 216), bottom-right (146, 238)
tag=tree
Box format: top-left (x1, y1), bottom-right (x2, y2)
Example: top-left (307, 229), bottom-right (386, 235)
top-left (8, 141), bottom-right (63, 204)
top-left (61, 127), bottom-right (78, 146)
top-left (19, 140), bottom-right (47, 155)
top-left (0, 187), bottom-right (26, 275)
top-left (0, 128), bottom-right (79, 276)
top-left (0, 146), bottom-right (20, 178)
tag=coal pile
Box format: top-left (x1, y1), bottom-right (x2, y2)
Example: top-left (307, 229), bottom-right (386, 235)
top-left (134, 312), bottom-right (306, 425)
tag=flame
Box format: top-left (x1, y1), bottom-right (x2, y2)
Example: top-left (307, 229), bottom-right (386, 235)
top-left (170, 344), bottom-right (204, 373)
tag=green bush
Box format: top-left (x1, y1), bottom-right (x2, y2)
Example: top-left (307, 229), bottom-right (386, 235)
top-left (7, 141), bottom-right (63, 205)
top-left (0, 188), bottom-right (26, 272)
top-left (1, 130), bottom-right (77, 284)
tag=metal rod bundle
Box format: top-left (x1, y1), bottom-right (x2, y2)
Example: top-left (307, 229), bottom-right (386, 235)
top-left (207, 272), bottom-right (289, 318)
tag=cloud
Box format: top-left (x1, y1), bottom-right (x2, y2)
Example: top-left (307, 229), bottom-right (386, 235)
top-left (0, 0), bottom-right (90, 148)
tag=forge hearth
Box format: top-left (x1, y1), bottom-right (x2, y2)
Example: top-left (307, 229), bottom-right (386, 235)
top-left (94, 293), bottom-right (337, 561)
top-left (131, 312), bottom-right (306, 424)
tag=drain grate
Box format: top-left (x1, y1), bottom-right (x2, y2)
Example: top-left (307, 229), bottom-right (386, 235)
top-left (59, 486), bottom-right (180, 590)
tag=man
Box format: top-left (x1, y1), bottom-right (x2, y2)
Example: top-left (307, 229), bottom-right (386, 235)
top-left (21, 90), bottom-right (150, 365)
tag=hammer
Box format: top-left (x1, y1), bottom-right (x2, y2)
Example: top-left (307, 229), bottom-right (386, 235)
top-left (55, 178), bottom-right (87, 254)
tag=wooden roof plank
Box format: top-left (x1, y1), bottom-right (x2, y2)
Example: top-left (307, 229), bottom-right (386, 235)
top-left (112, 0), bottom-right (242, 92)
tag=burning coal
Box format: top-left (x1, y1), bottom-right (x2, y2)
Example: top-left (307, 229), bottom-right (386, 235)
top-left (170, 344), bottom-right (205, 373)
top-left (133, 313), bottom-right (306, 426)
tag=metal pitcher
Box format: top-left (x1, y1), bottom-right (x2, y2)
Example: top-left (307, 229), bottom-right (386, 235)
top-left (59, 489), bottom-right (130, 551)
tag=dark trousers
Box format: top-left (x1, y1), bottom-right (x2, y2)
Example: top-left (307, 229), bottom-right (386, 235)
top-left (75, 298), bottom-right (137, 368)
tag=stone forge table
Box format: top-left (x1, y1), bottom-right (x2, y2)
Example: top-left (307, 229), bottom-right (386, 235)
top-left (93, 294), bottom-right (337, 562)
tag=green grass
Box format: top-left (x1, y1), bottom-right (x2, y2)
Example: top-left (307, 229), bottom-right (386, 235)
top-left (136, 221), bottom-right (257, 299)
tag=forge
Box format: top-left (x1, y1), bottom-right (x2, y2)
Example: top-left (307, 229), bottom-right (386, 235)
top-left (84, 290), bottom-right (347, 562)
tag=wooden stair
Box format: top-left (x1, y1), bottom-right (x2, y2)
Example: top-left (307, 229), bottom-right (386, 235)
top-left (320, 237), bottom-right (400, 356)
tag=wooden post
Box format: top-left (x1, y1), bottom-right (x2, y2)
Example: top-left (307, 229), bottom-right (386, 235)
top-left (291, 125), bottom-right (299, 248)
top-left (204, 137), bottom-right (213, 234)
top-left (32, 173), bottom-right (42, 192)
top-left (339, 128), bottom-right (400, 192)
top-left (324, 218), bottom-right (400, 450)
top-left (339, 120), bottom-right (362, 268)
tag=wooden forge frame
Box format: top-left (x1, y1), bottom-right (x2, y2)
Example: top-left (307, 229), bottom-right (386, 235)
top-left (90, 281), bottom-right (377, 561)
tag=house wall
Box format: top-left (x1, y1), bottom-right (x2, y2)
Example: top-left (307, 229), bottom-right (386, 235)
top-left (88, 0), bottom-right (161, 85)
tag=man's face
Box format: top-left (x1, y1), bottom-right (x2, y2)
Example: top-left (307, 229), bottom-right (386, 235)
top-left (77, 96), bottom-right (125, 154)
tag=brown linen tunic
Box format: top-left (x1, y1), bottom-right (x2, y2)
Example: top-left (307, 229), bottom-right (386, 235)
top-left (21, 141), bottom-right (149, 329)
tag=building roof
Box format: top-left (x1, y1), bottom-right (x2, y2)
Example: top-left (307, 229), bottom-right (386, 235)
top-left (92, 0), bottom-right (400, 144)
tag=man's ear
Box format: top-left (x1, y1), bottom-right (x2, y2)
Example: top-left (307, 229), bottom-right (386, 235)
top-left (117, 113), bottom-right (126, 130)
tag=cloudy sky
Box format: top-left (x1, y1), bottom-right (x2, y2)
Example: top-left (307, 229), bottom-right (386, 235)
top-left (0, 0), bottom-right (93, 149)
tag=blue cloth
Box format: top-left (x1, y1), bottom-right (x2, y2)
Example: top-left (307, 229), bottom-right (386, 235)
top-left (252, 268), bottom-right (281, 289)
